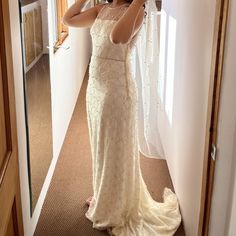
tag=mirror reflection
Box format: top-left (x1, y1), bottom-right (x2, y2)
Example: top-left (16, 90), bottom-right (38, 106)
top-left (19, 0), bottom-right (53, 213)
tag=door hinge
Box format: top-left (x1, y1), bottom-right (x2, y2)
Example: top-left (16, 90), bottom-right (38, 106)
top-left (211, 143), bottom-right (217, 161)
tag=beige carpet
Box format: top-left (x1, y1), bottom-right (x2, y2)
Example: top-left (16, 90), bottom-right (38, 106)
top-left (34, 70), bottom-right (185, 236)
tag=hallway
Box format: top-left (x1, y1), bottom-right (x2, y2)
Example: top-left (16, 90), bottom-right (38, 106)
top-left (34, 71), bottom-right (185, 236)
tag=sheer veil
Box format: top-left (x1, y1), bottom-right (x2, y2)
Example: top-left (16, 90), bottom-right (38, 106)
top-left (135, 0), bottom-right (165, 159)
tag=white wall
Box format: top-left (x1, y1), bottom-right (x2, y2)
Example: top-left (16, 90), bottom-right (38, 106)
top-left (8, 0), bottom-right (91, 235)
top-left (158, 1), bottom-right (216, 235)
top-left (209, 0), bottom-right (236, 234)
top-left (48, 0), bottom-right (92, 161)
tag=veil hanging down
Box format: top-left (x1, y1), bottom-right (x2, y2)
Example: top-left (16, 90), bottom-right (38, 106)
top-left (134, 0), bottom-right (165, 159)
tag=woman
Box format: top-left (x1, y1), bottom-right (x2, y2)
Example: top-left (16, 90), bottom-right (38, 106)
top-left (63, 0), bottom-right (181, 235)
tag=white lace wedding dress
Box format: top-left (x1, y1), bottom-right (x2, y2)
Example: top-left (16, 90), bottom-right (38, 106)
top-left (85, 3), bottom-right (181, 235)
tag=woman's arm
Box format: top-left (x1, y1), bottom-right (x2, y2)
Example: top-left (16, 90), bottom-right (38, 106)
top-left (62, 0), bottom-right (106, 28)
top-left (110, 0), bottom-right (145, 44)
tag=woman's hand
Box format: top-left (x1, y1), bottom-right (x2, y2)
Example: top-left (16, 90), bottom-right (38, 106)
top-left (62, 0), bottom-right (105, 28)
top-left (110, 0), bottom-right (146, 44)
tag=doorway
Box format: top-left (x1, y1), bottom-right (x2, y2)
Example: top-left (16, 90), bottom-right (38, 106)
top-left (4, 0), bottom-right (229, 235)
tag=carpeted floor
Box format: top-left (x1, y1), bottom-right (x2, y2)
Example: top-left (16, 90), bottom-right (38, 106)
top-left (34, 70), bottom-right (185, 236)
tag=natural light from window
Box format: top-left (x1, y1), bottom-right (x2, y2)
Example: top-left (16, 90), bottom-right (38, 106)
top-left (165, 15), bottom-right (176, 125)
top-left (158, 11), bottom-right (177, 126)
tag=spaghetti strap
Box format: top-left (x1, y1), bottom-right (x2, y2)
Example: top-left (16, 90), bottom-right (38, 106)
top-left (96, 4), bottom-right (109, 19)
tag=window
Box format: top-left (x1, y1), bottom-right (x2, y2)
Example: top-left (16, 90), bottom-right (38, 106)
top-left (54, 0), bottom-right (68, 48)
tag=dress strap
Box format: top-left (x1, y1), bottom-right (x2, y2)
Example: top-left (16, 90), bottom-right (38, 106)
top-left (96, 4), bottom-right (109, 19)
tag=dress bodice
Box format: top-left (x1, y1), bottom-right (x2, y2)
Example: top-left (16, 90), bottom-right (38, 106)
top-left (90, 3), bottom-right (140, 62)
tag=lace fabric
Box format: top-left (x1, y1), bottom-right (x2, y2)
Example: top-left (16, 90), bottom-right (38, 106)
top-left (96, 3), bottom-right (130, 21)
top-left (85, 2), bottom-right (182, 235)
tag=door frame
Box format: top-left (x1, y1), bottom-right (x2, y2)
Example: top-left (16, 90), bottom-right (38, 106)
top-left (0, 0), bottom-right (24, 234)
top-left (198, 0), bottom-right (230, 235)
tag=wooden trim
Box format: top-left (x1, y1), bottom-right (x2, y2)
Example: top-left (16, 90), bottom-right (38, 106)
top-left (0, 152), bottom-right (11, 186)
top-left (0, 0), bottom-right (13, 188)
top-left (55, 0), bottom-right (68, 47)
top-left (198, 0), bottom-right (230, 235)
top-left (56, 31), bottom-right (68, 46)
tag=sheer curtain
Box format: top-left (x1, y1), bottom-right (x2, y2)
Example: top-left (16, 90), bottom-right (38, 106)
top-left (135, 0), bottom-right (165, 159)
